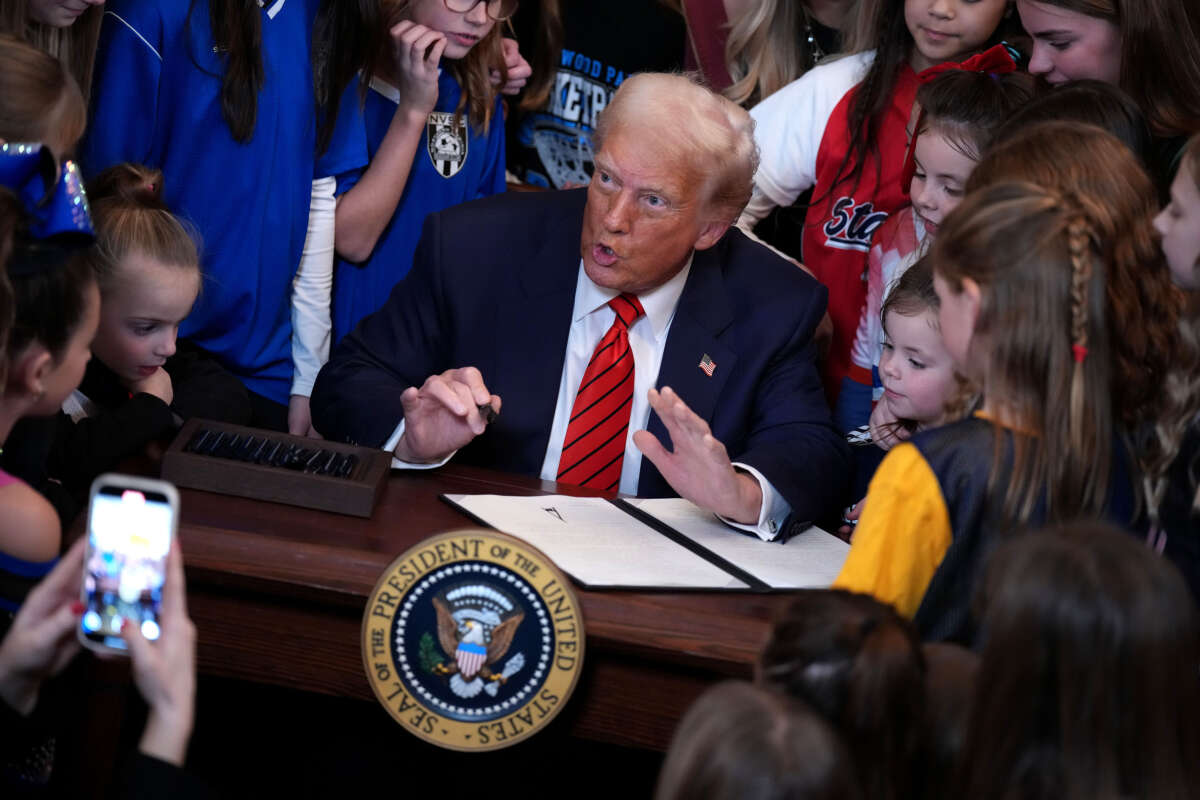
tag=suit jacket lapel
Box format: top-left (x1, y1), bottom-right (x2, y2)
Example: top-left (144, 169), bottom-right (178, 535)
top-left (640, 245), bottom-right (739, 494)
top-left (491, 191), bottom-right (586, 468)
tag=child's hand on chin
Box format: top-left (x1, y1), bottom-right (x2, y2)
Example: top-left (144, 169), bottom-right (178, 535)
top-left (128, 367), bottom-right (174, 407)
top-left (869, 396), bottom-right (910, 451)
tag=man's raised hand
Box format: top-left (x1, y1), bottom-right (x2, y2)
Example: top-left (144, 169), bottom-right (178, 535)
top-left (633, 387), bottom-right (763, 525)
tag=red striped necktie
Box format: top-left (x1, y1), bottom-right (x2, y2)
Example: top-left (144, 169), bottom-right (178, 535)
top-left (557, 293), bottom-right (645, 491)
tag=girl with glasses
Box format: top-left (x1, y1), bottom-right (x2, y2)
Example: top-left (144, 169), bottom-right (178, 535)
top-left (308, 0), bottom-right (523, 359)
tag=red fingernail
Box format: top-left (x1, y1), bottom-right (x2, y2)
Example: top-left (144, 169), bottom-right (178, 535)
top-left (71, 601), bottom-right (85, 615)
top-left (120, 619), bottom-right (129, 632)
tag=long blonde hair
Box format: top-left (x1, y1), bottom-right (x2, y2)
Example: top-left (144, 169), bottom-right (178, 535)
top-left (723, 0), bottom-right (805, 107)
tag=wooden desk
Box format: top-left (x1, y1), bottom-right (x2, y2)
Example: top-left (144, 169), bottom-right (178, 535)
top-left (177, 464), bottom-right (792, 752)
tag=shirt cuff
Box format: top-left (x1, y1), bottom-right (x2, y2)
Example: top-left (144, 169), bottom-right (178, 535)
top-left (719, 462), bottom-right (792, 542)
top-left (383, 419), bottom-right (456, 470)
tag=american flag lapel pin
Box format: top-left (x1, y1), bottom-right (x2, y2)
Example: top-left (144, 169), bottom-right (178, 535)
top-left (698, 353), bottom-right (716, 377)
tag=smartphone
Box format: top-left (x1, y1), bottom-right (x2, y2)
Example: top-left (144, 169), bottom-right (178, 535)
top-left (78, 474), bottom-right (179, 654)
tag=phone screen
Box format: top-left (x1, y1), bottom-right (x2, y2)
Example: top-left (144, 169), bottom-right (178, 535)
top-left (80, 485), bottom-right (174, 650)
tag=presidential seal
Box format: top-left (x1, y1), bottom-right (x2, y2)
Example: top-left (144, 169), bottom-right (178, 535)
top-left (362, 529), bottom-right (584, 751)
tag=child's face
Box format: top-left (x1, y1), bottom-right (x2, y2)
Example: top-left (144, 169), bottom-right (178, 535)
top-left (880, 308), bottom-right (959, 424)
top-left (407, 0), bottom-right (497, 60)
top-left (1018, 0), bottom-right (1122, 85)
top-left (34, 280), bottom-right (100, 414)
top-left (910, 130), bottom-right (976, 236)
top-left (1154, 162), bottom-right (1200, 290)
top-left (90, 254), bottom-right (200, 386)
top-left (933, 269), bottom-right (979, 371)
top-left (28, 0), bottom-right (104, 28)
top-left (904, 0), bottom-right (1009, 72)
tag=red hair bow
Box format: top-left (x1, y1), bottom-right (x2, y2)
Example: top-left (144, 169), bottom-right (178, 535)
top-left (901, 45), bottom-right (1019, 199)
top-left (916, 44), bottom-right (1018, 83)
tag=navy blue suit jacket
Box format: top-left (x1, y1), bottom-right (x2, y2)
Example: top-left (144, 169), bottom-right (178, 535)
top-left (312, 189), bottom-right (850, 523)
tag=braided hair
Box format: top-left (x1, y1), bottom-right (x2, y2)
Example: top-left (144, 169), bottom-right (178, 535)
top-left (930, 181), bottom-right (1115, 523)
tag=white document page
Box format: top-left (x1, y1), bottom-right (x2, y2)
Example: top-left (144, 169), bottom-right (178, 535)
top-left (444, 494), bottom-right (748, 589)
top-left (627, 498), bottom-right (850, 589)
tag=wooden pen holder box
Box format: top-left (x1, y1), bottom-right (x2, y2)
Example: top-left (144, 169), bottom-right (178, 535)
top-left (161, 418), bottom-right (391, 518)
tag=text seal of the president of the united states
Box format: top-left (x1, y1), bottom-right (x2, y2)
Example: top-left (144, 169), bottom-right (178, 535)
top-left (362, 529), bottom-right (584, 751)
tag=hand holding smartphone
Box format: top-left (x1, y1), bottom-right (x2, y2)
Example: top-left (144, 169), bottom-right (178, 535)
top-left (78, 475), bottom-right (179, 654)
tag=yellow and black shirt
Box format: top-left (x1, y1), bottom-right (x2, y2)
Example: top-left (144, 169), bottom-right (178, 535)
top-left (835, 415), bottom-right (1136, 643)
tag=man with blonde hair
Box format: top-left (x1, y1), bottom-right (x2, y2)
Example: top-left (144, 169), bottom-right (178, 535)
top-left (313, 73), bottom-right (848, 535)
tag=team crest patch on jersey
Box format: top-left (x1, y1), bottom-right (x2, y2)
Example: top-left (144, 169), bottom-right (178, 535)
top-left (362, 529), bottom-right (584, 751)
top-left (427, 111), bottom-right (469, 178)
top-left (823, 196), bottom-right (888, 252)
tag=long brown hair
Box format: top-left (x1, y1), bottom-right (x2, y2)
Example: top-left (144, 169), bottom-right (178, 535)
top-left (968, 122), bottom-right (1181, 437)
top-left (960, 522), bottom-right (1200, 799)
top-left (84, 164), bottom-right (200, 295)
top-left (995, 80), bottom-right (1153, 168)
top-left (381, 0), bottom-right (506, 132)
top-left (1028, 0), bottom-right (1200, 136)
top-left (0, 34), bottom-right (86, 152)
top-left (188, 0), bottom-right (381, 151)
top-left (932, 181), bottom-right (1117, 523)
top-left (1141, 136), bottom-right (1200, 526)
top-left (0, 0), bottom-right (102, 105)
top-left (759, 590), bottom-right (925, 800)
top-left (514, 0), bottom-right (561, 113)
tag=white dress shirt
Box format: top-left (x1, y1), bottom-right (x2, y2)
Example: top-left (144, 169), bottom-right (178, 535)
top-left (384, 259), bottom-right (792, 540)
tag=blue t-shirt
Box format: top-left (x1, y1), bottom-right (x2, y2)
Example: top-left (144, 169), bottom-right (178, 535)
top-left (82, 0), bottom-right (366, 404)
top-left (331, 70), bottom-right (506, 344)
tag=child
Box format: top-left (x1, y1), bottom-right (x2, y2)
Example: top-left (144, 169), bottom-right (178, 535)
top-left (836, 67), bottom-right (1036, 431)
top-left (30, 163), bottom-right (250, 506)
top-left (1144, 135), bottom-right (1200, 602)
top-left (655, 680), bottom-right (862, 800)
top-left (958, 522), bottom-right (1200, 798)
top-left (1155, 136), bottom-right (1200, 292)
top-left (0, 35), bottom-right (96, 574)
top-left (759, 590), bottom-right (925, 800)
top-left (742, 0), bottom-right (1015, 399)
top-left (1017, 0), bottom-right (1200, 192)
top-left (323, 0), bottom-right (513, 346)
top-left (967, 122), bottom-right (1182, 440)
top-left (0, 152), bottom-right (100, 611)
top-left (760, 589), bottom-right (979, 800)
top-left (845, 259), bottom-right (963, 505)
top-left (835, 180), bottom-right (1140, 644)
top-left (81, 0), bottom-right (378, 430)
top-left (0, 0), bottom-right (103, 105)
top-left (0, 34), bottom-right (86, 163)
